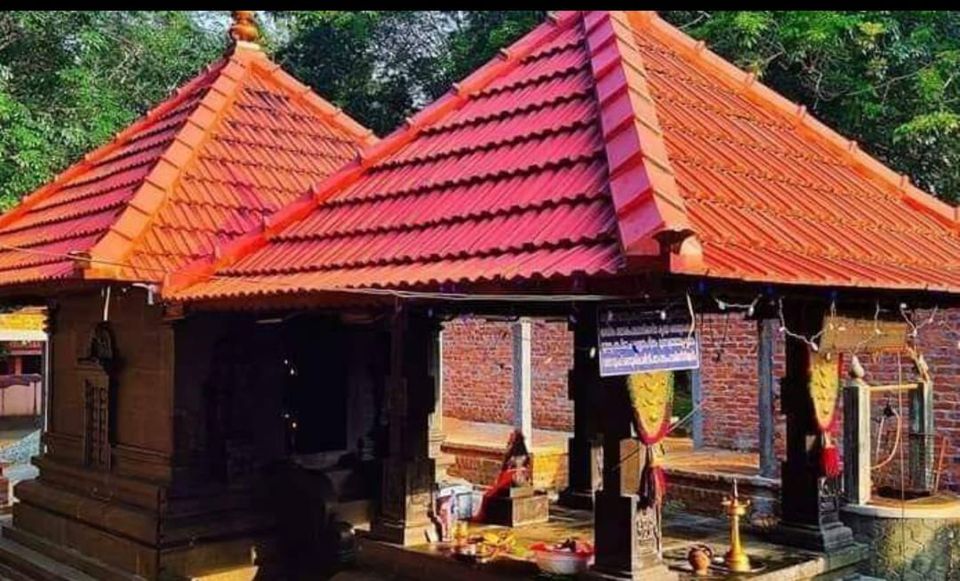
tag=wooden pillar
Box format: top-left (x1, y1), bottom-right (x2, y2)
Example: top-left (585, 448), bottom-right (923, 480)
top-left (757, 318), bottom-right (778, 478)
top-left (590, 375), bottom-right (676, 580)
top-left (559, 309), bottom-right (602, 510)
top-left (370, 309), bottom-right (438, 546)
top-left (773, 301), bottom-right (854, 552)
top-left (512, 318), bottom-right (533, 445)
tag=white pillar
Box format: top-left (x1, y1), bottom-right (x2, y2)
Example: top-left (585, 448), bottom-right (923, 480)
top-left (512, 318), bottom-right (533, 445)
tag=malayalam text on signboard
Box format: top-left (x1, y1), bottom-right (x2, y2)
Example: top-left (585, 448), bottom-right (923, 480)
top-left (597, 305), bottom-right (700, 377)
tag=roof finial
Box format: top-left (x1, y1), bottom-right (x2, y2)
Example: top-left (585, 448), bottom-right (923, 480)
top-left (229, 11), bottom-right (259, 46)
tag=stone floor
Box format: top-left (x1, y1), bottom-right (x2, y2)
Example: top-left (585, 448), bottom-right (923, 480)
top-left (441, 417), bottom-right (762, 476)
top-left (355, 504), bottom-right (865, 580)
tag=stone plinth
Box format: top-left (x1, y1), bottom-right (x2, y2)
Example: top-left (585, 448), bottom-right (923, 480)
top-left (483, 489), bottom-right (549, 527)
top-left (842, 495), bottom-right (960, 580)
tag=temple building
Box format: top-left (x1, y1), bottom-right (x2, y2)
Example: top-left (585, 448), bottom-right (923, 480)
top-left (0, 12), bottom-right (375, 579)
top-left (0, 9), bottom-right (959, 581)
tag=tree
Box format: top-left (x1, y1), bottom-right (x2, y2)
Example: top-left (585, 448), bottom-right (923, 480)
top-left (0, 11), bottom-right (222, 208)
top-left (3, 11), bottom-right (960, 205)
top-left (661, 11), bottom-right (960, 201)
top-left (272, 11), bottom-right (543, 136)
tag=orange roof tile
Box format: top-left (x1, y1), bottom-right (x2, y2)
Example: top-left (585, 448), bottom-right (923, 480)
top-left (164, 12), bottom-right (960, 300)
top-left (0, 41), bottom-right (375, 288)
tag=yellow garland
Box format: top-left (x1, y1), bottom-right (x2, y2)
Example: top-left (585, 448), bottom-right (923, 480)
top-left (810, 352), bottom-right (840, 431)
top-left (627, 371), bottom-right (674, 440)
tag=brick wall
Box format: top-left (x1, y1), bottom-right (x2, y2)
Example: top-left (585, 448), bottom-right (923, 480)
top-left (699, 314), bottom-right (786, 458)
top-left (700, 309), bottom-right (960, 490)
top-left (441, 317), bottom-right (574, 431)
top-left (442, 310), bottom-right (960, 490)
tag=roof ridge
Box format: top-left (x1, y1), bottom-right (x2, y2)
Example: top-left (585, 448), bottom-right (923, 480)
top-left (244, 56), bottom-right (378, 148)
top-left (0, 58), bottom-right (228, 234)
top-left (166, 11), bottom-right (584, 294)
top-left (637, 12), bottom-right (960, 230)
top-left (581, 11), bottom-right (700, 269)
top-left (84, 52), bottom-right (254, 280)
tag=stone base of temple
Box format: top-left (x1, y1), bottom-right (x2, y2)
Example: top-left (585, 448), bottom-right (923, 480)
top-left (369, 518), bottom-right (433, 547)
top-left (9, 477), bottom-right (276, 580)
top-left (770, 520), bottom-right (856, 553)
top-left (585, 563), bottom-right (677, 581)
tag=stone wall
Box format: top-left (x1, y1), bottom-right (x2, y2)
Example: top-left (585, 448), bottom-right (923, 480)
top-left (45, 288), bottom-right (175, 471)
top-left (843, 509), bottom-right (960, 580)
top-left (441, 317), bottom-right (573, 431)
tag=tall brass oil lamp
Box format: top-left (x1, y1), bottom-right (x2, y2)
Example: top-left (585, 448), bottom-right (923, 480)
top-left (722, 479), bottom-right (751, 573)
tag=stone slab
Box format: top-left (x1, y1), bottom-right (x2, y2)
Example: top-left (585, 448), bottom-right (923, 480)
top-left (484, 493), bottom-right (549, 527)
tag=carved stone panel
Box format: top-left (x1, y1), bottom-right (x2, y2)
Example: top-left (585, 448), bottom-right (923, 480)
top-left (79, 365), bottom-right (111, 470)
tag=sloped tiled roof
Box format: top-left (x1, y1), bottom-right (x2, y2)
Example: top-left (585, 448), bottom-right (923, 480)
top-left (169, 11), bottom-right (960, 301)
top-left (0, 41), bottom-right (375, 288)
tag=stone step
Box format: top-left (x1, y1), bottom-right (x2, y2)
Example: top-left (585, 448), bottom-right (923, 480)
top-left (0, 560), bottom-right (34, 581)
top-left (0, 525), bottom-right (137, 581)
top-left (0, 533), bottom-right (99, 581)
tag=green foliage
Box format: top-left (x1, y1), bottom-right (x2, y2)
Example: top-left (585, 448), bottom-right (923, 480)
top-left (0, 11), bottom-right (222, 209)
top-left (3, 11), bottom-right (960, 207)
top-left (272, 11), bottom-right (544, 136)
top-left (662, 11), bottom-right (960, 200)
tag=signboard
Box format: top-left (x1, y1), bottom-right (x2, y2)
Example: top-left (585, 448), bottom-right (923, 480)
top-left (0, 309), bottom-right (46, 342)
top-left (0, 311), bottom-right (44, 332)
top-left (819, 316), bottom-right (908, 353)
top-left (597, 305), bottom-right (700, 377)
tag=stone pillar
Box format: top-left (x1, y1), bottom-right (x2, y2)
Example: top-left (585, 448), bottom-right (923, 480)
top-left (370, 309), bottom-right (438, 546)
top-left (909, 370), bottom-right (934, 492)
top-left (513, 318), bottom-right (533, 445)
top-left (842, 378), bottom-right (871, 505)
top-left (428, 329), bottom-right (445, 461)
top-left (590, 375), bottom-right (676, 580)
top-left (773, 301), bottom-right (854, 552)
top-left (758, 318), bottom-right (778, 478)
top-left (559, 309), bottom-right (602, 510)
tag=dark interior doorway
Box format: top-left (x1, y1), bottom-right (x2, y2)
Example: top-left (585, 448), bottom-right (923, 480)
top-left (282, 316), bottom-right (349, 454)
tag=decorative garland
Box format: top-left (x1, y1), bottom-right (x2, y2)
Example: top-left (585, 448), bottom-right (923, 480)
top-left (627, 371), bottom-right (674, 445)
top-left (627, 371), bottom-right (674, 509)
top-left (810, 351), bottom-right (842, 478)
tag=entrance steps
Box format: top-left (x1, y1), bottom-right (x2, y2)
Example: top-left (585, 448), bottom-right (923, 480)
top-left (0, 523), bottom-right (122, 581)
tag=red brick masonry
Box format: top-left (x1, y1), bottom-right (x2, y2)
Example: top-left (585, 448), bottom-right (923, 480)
top-left (441, 311), bottom-right (960, 489)
top-left (442, 317), bottom-right (573, 431)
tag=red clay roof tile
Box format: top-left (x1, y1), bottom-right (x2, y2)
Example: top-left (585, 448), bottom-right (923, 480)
top-left (0, 42), bottom-right (374, 287)
top-left (168, 10), bottom-right (960, 301)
